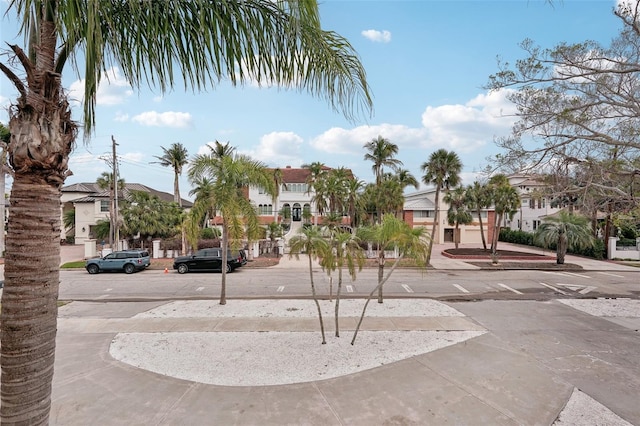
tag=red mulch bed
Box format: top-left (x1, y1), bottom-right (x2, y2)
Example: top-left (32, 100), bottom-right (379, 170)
top-left (443, 248), bottom-right (583, 270)
top-left (443, 248), bottom-right (552, 260)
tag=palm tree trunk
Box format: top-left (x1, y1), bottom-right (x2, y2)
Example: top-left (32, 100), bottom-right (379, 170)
top-left (335, 266), bottom-right (343, 337)
top-left (377, 248), bottom-right (385, 303)
top-left (308, 254), bottom-right (326, 344)
top-left (351, 255), bottom-right (403, 345)
top-left (220, 221), bottom-right (228, 305)
top-left (173, 171), bottom-right (181, 206)
top-left (478, 212), bottom-right (487, 250)
top-left (1, 176), bottom-right (60, 424)
top-left (557, 233), bottom-right (567, 264)
top-left (426, 186), bottom-right (440, 265)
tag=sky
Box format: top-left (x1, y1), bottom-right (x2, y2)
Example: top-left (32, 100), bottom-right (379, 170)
top-left (0, 0), bottom-right (627, 200)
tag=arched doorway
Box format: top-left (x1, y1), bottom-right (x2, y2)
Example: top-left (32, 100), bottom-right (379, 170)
top-left (292, 203), bottom-right (302, 221)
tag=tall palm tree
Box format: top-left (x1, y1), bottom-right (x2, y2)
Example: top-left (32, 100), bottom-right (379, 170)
top-left (271, 168), bottom-right (284, 221)
top-left (465, 181), bottom-right (491, 250)
top-left (188, 148), bottom-right (275, 305)
top-left (152, 142), bottom-right (189, 206)
top-left (351, 214), bottom-right (430, 345)
top-left (488, 175), bottom-right (520, 254)
top-left (345, 177), bottom-right (365, 228)
top-left (534, 211), bottom-right (594, 264)
top-left (443, 186), bottom-right (473, 249)
top-left (329, 230), bottom-right (364, 337)
top-left (363, 136), bottom-right (402, 223)
top-left (0, 2), bottom-right (371, 421)
top-left (421, 149), bottom-right (462, 264)
top-left (395, 168), bottom-right (419, 191)
top-left (288, 226), bottom-right (330, 344)
top-left (303, 161), bottom-right (327, 224)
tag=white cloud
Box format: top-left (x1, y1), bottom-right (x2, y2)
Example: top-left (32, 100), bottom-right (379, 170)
top-left (361, 29), bottom-right (392, 43)
top-left (131, 111), bottom-right (193, 128)
top-left (421, 89), bottom-right (517, 152)
top-left (311, 89), bottom-right (517, 158)
top-left (196, 132), bottom-right (304, 166)
top-left (244, 131), bottom-right (304, 166)
top-left (68, 67), bottom-right (133, 106)
top-left (310, 124), bottom-right (426, 155)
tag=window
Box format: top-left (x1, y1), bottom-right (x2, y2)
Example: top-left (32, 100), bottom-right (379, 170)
top-left (258, 204), bottom-right (273, 215)
top-left (529, 199), bottom-right (535, 209)
top-left (470, 211), bottom-right (488, 219)
top-left (100, 200), bottom-right (109, 212)
top-left (537, 199), bottom-right (542, 209)
top-left (414, 210), bottom-right (433, 218)
top-left (282, 183), bottom-right (307, 193)
top-left (542, 198), bottom-right (546, 208)
top-left (533, 220), bottom-right (541, 230)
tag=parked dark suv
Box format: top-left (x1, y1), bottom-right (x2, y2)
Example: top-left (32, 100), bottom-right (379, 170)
top-left (86, 250), bottom-right (151, 274)
top-left (173, 248), bottom-right (246, 274)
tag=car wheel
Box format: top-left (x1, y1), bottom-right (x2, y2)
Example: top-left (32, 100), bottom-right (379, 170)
top-left (225, 263), bottom-right (232, 273)
top-left (177, 264), bottom-right (188, 274)
top-left (124, 263), bottom-right (135, 274)
top-left (87, 264), bottom-right (99, 274)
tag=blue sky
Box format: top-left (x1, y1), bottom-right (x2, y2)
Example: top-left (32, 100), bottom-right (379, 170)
top-left (0, 1), bottom-right (625, 199)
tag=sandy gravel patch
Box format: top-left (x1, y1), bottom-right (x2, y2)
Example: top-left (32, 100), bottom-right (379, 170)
top-left (109, 330), bottom-right (484, 386)
top-left (110, 299), bottom-right (483, 386)
top-left (553, 388), bottom-right (632, 426)
top-left (134, 298), bottom-right (465, 319)
top-left (557, 299), bottom-right (640, 317)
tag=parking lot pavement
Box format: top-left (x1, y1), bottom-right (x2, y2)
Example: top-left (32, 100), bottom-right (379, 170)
top-left (47, 298), bottom-right (640, 425)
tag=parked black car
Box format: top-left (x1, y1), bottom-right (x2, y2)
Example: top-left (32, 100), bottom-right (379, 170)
top-left (86, 250), bottom-right (151, 274)
top-left (173, 248), bottom-right (246, 274)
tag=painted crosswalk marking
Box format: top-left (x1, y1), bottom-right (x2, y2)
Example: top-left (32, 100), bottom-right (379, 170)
top-left (346, 285), bottom-right (354, 293)
top-left (539, 282), bottom-right (567, 295)
top-left (196, 287), bottom-right (205, 292)
top-left (401, 284), bottom-right (414, 293)
top-left (277, 286), bottom-right (285, 292)
top-left (453, 284), bottom-right (469, 293)
top-left (556, 283), bottom-right (597, 294)
top-left (498, 283), bottom-right (523, 295)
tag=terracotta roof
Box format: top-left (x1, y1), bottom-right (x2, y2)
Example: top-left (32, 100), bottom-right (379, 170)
top-left (272, 166), bottom-right (352, 184)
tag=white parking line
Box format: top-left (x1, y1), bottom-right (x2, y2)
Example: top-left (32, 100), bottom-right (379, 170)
top-left (105, 288), bottom-right (113, 292)
top-left (579, 286), bottom-right (597, 295)
top-left (277, 286), bottom-right (285, 292)
top-left (562, 271), bottom-right (592, 279)
top-left (346, 285), bottom-right (354, 293)
top-left (539, 282), bottom-right (568, 295)
top-left (498, 283), bottom-right (523, 295)
top-left (597, 272), bottom-right (624, 278)
top-left (541, 271), bottom-right (570, 277)
top-left (401, 284), bottom-right (414, 293)
top-left (196, 287), bottom-right (205, 292)
top-left (453, 284), bottom-right (469, 293)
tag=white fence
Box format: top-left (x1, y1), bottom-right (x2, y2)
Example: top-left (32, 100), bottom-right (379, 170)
top-left (608, 237), bottom-right (640, 260)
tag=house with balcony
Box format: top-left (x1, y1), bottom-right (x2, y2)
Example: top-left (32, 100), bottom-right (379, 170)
top-left (506, 174), bottom-right (562, 233)
top-left (403, 188), bottom-right (495, 245)
top-left (61, 182), bottom-right (192, 244)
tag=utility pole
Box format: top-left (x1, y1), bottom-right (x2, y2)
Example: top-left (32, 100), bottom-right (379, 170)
top-left (112, 136), bottom-right (120, 250)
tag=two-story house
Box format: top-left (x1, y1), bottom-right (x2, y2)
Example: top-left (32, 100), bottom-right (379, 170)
top-left (61, 182), bottom-right (192, 244)
top-left (507, 174), bottom-right (561, 233)
top-left (403, 188), bottom-right (496, 244)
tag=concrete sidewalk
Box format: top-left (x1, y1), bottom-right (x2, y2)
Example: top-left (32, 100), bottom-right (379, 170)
top-left (49, 299), bottom-right (639, 425)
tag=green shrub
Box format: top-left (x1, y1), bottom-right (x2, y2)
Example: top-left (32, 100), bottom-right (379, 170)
top-left (499, 228), bottom-right (534, 246)
top-left (200, 227), bottom-right (220, 239)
